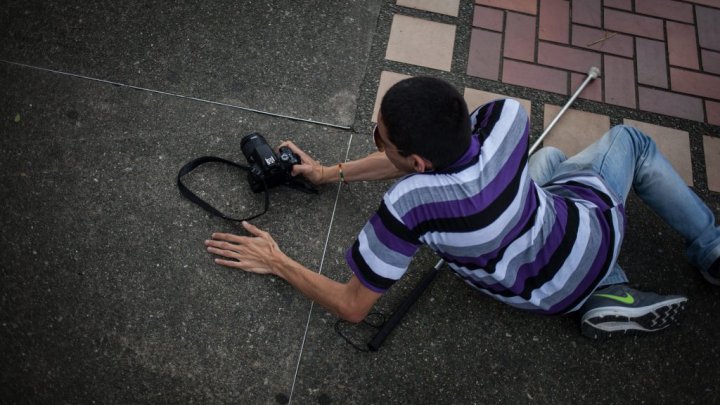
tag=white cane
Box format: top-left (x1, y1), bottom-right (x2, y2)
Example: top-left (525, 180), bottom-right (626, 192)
top-left (528, 66), bottom-right (601, 155)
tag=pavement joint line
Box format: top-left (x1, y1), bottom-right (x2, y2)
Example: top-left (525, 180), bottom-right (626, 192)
top-left (287, 133), bottom-right (354, 404)
top-left (0, 59), bottom-right (353, 130)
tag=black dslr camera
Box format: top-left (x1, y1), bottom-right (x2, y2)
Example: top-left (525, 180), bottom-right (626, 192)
top-left (177, 132), bottom-right (316, 223)
top-left (241, 132), bottom-right (311, 193)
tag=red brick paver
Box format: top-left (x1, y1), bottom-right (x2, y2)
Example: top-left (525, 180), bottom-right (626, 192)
top-left (467, 0), bottom-right (720, 124)
top-left (696, 6), bottom-right (720, 51)
top-left (468, 29), bottom-right (502, 80)
top-left (571, 25), bottom-right (634, 57)
top-left (539, 0), bottom-right (570, 43)
top-left (671, 68), bottom-right (720, 100)
top-left (604, 8), bottom-right (665, 40)
top-left (604, 55), bottom-right (636, 108)
top-left (636, 38), bottom-right (668, 88)
top-left (707, 100), bottom-right (720, 126)
top-left (571, 72), bottom-right (602, 101)
top-left (572, 0), bottom-right (602, 27)
top-left (605, 0), bottom-right (632, 10)
top-left (502, 60), bottom-right (568, 94)
top-left (473, 5), bottom-right (504, 31)
top-left (635, 0), bottom-right (694, 24)
top-left (638, 87), bottom-right (704, 122)
top-left (504, 12), bottom-right (536, 61)
top-left (667, 22), bottom-right (700, 69)
top-left (702, 50), bottom-right (720, 75)
top-left (538, 42), bottom-right (602, 73)
top-left (475, 0), bottom-right (537, 14)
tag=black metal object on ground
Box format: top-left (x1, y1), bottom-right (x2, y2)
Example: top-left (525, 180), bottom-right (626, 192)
top-left (368, 259), bottom-right (445, 351)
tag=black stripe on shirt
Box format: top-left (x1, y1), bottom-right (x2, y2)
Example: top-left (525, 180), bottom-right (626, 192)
top-left (560, 209), bottom-right (618, 313)
top-left (564, 181), bottom-right (614, 208)
top-left (411, 164), bottom-right (524, 235)
top-left (473, 99), bottom-right (506, 142)
top-left (350, 240), bottom-right (395, 291)
top-left (470, 187), bottom-right (540, 274)
top-left (516, 200), bottom-right (581, 299)
top-left (478, 198), bottom-right (580, 300)
top-left (377, 200), bottom-right (421, 245)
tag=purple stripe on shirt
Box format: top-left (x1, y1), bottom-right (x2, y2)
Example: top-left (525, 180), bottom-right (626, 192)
top-left (554, 183), bottom-right (613, 211)
top-left (401, 133), bottom-right (528, 229)
top-left (445, 135), bottom-right (481, 170)
top-left (544, 209), bottom-right (616, 313)
top-left (447, 185), bottom-right (538, 268)
top-left (368, 214), bottom-right (419, 257)
top-left (479, 102), bottom-right (495, 129)
top-left (478, 196), bottom-right (570, 294)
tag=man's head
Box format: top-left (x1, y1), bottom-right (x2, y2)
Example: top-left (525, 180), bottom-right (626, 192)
top-left (379, 77), bottom-right (471, 172)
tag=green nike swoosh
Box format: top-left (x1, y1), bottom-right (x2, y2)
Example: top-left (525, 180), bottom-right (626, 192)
top-left (594, 292), bottom-right (635, 304)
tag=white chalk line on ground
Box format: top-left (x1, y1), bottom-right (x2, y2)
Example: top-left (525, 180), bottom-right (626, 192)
top-left (0, 59), bottom-right (352, 130)
top-left (287, 133), bottom-right (353, 404)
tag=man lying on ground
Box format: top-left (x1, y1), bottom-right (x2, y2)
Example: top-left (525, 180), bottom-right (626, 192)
top-left (205, 77), bottom-right (720, 339)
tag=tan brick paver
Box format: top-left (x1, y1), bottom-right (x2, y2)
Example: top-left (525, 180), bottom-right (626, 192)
top-left (542, 106), bottom-right (610, 157)
top-left (386, 15), bottom-right (456, 72)
top-left (704, 136), bottom-right (720, 192)
top-left (624, 119), bottom-right (694, 186)
top-left (396, 0), bottom-right (461, 16)
top-left (464, 88), bottom-right (532, 117)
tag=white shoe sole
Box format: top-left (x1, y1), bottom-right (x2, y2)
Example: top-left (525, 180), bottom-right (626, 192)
top-left (581, 297), bottom-right (688, 339)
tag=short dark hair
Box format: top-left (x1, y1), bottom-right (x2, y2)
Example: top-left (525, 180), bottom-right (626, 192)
top-left (380, 77), bottom-right (471, 170)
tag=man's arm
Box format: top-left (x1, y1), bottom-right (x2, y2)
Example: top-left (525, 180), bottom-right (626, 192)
top-left (280, 141), bottom-right (407, 184)
top-left (322, 151), bottom-right (406, 183)
top-left (205, 222), bottom-right (382, 322)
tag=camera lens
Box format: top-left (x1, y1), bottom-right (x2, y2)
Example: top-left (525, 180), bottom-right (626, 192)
top-left (241, 133), bottom-right (267, 164)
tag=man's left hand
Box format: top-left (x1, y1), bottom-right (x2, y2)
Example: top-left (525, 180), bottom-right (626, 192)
top-left (205, 222), bottom-right (285, 276)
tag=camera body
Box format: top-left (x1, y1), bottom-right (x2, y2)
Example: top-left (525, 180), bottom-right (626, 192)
top-left (241, 133), bottom-right (301, 193)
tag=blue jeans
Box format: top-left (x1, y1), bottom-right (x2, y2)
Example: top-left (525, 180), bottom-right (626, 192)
top-left (528, 125), bottom-right (720, 286)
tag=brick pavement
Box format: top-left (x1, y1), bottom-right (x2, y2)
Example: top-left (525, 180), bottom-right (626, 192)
top-left (469, 0), bottom-right (720, 126)
top-left (377, 0), bottom-right (720, 192)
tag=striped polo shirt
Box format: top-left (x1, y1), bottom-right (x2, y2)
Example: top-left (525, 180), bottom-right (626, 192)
top-left (346, 99), bottom-right (626, 314)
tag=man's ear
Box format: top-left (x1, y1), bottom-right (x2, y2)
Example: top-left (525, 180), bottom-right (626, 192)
top-left (409, 154), bottom-right (434, 173)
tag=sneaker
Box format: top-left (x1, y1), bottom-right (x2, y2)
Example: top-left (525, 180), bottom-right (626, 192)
top-left (579, 284), bottom-right (688, 340)
top-left (702, 256), bottom-right (720, 286)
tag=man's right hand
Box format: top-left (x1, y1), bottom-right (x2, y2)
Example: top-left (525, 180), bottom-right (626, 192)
top-left (279, 139), bottom-right (406, 185)
top-left (278, 140), bottom-right (328, 185)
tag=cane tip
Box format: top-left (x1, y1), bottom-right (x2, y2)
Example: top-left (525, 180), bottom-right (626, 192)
top-left (589, 66), bottom-right (601, 79)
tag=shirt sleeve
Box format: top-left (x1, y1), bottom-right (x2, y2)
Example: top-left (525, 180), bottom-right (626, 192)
top-left (345, 199), bottom-right (422, 293)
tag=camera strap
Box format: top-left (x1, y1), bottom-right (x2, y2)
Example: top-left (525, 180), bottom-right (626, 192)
top-left (177, 156), bottom-right (270, 222)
